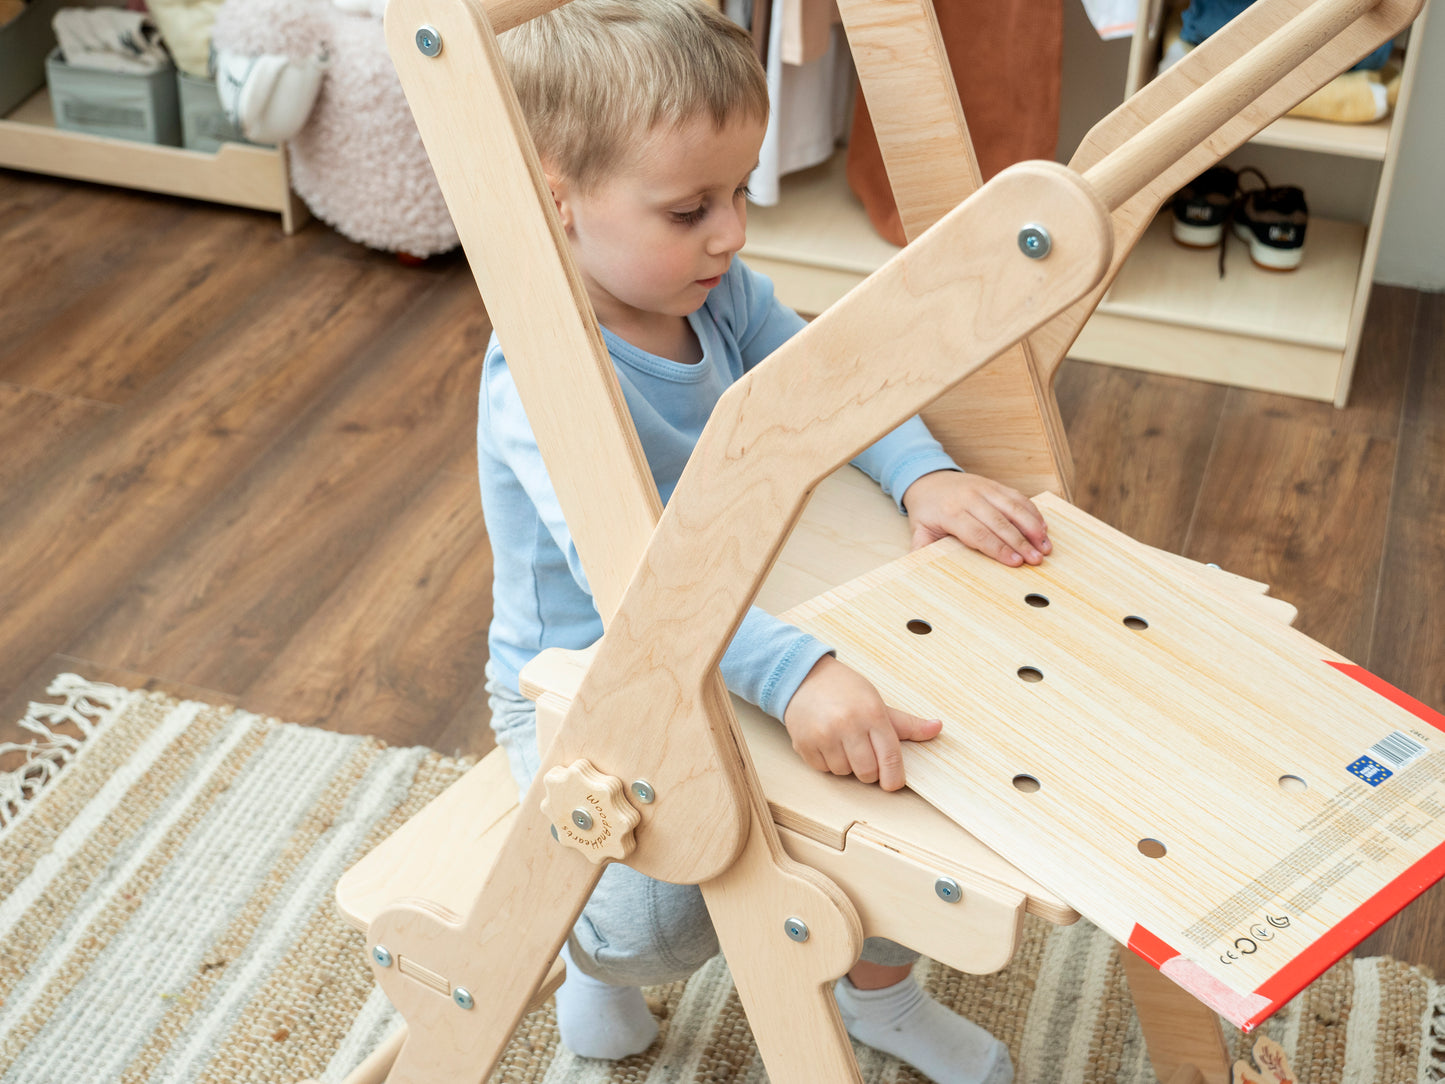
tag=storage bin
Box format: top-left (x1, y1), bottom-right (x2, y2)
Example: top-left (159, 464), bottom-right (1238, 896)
top-left (177, 70), bottom-right (254, 153)
top-left (45, 46), bottom-right (181, 146)
top-left (0, 0), bottom-right (75, 115)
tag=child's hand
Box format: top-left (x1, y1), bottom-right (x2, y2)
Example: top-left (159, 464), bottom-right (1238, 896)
top-left (782, 655), bottom-right (942, 791)
top-left (901, 470), bottom-right (1051, 566)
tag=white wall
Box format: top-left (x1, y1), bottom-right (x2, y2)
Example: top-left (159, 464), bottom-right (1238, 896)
top-left (1375, 1), bottom-right (1445, 291)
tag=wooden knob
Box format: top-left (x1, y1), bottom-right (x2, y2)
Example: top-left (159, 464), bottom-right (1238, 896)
top-left (540, 760), bottom-right (641, 863)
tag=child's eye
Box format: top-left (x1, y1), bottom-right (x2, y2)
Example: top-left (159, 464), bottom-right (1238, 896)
top-left (735, 183), bottom-right (752, 200)
top-left (670, 205), bottom-right (707, 226)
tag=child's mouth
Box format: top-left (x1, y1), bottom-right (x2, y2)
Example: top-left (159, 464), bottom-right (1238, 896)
top-left (696, 275), bottom-right (722, 289)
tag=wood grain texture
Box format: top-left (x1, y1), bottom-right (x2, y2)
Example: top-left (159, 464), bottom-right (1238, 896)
top-left (786, 495), bottom-right (1445, 1027)
top-left (1057, 360), bottom-right (1228, 553)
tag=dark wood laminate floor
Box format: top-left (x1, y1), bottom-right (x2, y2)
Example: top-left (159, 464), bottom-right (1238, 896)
top-left (2, 171), bottom-right (1441, 977)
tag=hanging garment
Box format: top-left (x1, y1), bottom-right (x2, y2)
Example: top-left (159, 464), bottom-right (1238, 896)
top-left (728, 0), bottom-right (856, 207)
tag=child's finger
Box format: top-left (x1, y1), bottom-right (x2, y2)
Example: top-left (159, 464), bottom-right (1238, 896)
top-left (993, 491), bottom-right (1051, 551)
top-left (890, 710), bottom-right (943, 743)
top-left (868, 727), bottom-right (906, 791)
top-left (844, 732), bottom-right (882, 785)
top-left (964, 506), bottom-right (1040, 566)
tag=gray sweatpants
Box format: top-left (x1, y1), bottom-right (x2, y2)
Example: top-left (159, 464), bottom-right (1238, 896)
top-left (486, 661), bottom-right (918, 986)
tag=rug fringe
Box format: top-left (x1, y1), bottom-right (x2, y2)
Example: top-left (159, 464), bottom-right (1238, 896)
top-left (0, 672), bottom-right (130, 831)
top-left (1424, 975), bottom-right (1445, 1082)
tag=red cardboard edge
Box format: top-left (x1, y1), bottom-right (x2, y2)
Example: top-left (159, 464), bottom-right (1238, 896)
top-left (1128, 663), bottom-right (1445, 1033)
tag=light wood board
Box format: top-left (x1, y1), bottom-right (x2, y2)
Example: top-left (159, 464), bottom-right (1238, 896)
top-left (785, 492), bottom-right (1445, 1030)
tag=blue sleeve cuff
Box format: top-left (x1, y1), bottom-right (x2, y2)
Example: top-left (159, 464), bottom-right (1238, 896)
top-left (852, 416), bottom-right (961, 513)
top-left (722, 607), bottom-right (833, 720)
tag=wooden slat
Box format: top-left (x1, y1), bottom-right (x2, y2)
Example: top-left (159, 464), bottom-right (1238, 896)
top-left (835, 0), bottom-right (1074, 501)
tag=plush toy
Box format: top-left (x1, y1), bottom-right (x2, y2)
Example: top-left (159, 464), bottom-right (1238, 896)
top-left (211, 0), bottom-right (458, 258)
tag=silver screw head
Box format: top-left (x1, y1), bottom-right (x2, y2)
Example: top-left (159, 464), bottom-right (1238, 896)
top-left (934, 876), bottom-right (963, 903)
top-left (784, 917), bottom-right (810, 943)
top-left (630, 779), bottom-right (656, 804)
top-left (452, 986), bottom-right (475, 1010)
top-left (571, 808), bottom-right (594, 831)
top-left (372, 944), bottom-right (393, 967)
top-left (1017, 225), bottom-right (1052, 259)
top-left (415, 24), bottom-right (442, 57)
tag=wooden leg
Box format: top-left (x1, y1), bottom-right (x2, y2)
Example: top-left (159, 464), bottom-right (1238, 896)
top-left (1119, 946), bottom-right (1231, 1084)
top-left (701, 800), bottom-right (866, 1084)
top-left (366, 791), bottom-right (604, 1084)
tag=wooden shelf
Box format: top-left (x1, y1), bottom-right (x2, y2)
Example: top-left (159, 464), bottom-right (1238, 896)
top-left (1097, 214), bottom-right (1364, 350)
top-left (1069, 213), bottom-right (1366, 400)
top-left (0, 87), bottom-right (304, 232)
top-left (1250, 113), bottom-right (1392, 160)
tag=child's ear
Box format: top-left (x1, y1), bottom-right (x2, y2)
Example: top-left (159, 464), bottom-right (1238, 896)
top-left (542, 165), bottom-right (573, 231)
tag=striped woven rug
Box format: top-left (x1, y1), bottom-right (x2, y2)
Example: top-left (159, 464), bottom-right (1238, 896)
top-left (3, 674), bottom-right (1443, 1084)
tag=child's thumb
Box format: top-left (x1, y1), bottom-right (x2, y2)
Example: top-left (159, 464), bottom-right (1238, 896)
top-left (889, 709), bottom-right (943, 743)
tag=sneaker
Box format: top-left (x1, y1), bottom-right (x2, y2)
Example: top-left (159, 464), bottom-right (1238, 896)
top-left (1170, 166), bottom-right (1237, 248)
top-left (1232, 167), bottom-right (1308, 271)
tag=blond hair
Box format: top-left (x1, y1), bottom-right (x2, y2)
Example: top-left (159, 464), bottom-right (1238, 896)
top-left (500, 0), bottom-right (769, 190)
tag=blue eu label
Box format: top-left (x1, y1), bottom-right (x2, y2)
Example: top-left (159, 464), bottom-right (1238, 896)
top-left (1347, 755), bottom-right (1393, 786)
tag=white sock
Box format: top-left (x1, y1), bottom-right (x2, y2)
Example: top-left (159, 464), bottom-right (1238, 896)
top-left (553, 943), bottom-right (659, 1060)
top-left (833, 974), bottom-right (1013, 1084)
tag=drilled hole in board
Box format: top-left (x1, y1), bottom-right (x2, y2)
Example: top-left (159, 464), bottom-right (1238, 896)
top-left (1137, 838), bottom-right (1168, 859)
top-left (1017, 666), bottom-right (1043, 683)
top-left (1012, 774), bottom-right (1041, 793)
top-left (1025, 593), bottom-right (1050, 608)
top-left (1123, 616), bottom-right (1149, 631)
top-left (1278, 774), bottom-right (1308, 793)
top-left (906, 619), bottom-right (933, 635)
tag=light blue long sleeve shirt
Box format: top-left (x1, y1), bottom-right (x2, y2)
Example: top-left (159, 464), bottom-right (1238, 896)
top-left (478, 260), bottom-right (958, 719)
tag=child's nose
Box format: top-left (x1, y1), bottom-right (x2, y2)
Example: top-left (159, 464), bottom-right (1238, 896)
top-left (708, 203), bottom-right (747, 255)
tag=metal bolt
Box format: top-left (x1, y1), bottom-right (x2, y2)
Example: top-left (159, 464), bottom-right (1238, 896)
top-left (415, 25), bottom-right (442, 57)
top-left (571, 808), bottom-right (594, 831)
top-left (934, 876), bottom-right (963, 904)
top-left (372, 944), bottom-right (393, 967)
top-left (453, 986), bottom-right (475, 1010)
top-left (784, 917), bottom-right (810, 943)
top-left (1017, 225), bottom-right (1052, 260)
top-left (630, 779), bottom-right (656, 804)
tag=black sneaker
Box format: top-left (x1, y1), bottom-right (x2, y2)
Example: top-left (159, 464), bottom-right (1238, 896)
top-left (1171, 166), bottom-right (1237, 249)
top-left (1232, 167), bottom-right (1308, 271)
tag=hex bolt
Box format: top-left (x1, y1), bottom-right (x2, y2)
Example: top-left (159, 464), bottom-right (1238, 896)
top-left (934, 876), bottom-right (963, 904)
top-left (372, 944), bottom-right (394, 968)
top-left (1017, 225), bottom-right (1052, 260)
top-left (415, 25), bottom-right (442, 57)
top-left (571, 808), bottom-right (594, 831)
top-left (784, 916), bottom-right (810, 943)
top-left (453, 986), bottom-right (475, 1010)
top-left (630, 779), bottom-right (656, 804)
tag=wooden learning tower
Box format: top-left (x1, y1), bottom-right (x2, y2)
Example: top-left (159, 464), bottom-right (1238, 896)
top-left (328, 0), bottom-right (1443, 1082)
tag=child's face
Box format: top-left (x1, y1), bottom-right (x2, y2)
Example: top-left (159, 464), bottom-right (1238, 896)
top-left (551, 111), bottom-right (767, 336)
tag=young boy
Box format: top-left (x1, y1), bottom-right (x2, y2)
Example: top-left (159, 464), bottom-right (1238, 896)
top-left (480, 3), bottom-right (1050, 1081)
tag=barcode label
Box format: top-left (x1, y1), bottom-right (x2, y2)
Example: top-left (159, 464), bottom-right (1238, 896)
top-left (1366, 731), bottom-right (1427, 770)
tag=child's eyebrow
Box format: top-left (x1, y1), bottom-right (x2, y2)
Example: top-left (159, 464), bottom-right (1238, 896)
top-left (660, 164), bottom-right (761, 206)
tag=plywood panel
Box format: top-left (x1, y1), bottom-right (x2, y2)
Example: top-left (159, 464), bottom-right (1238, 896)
top-left (786, 494), bottom-right (1445, 1030)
